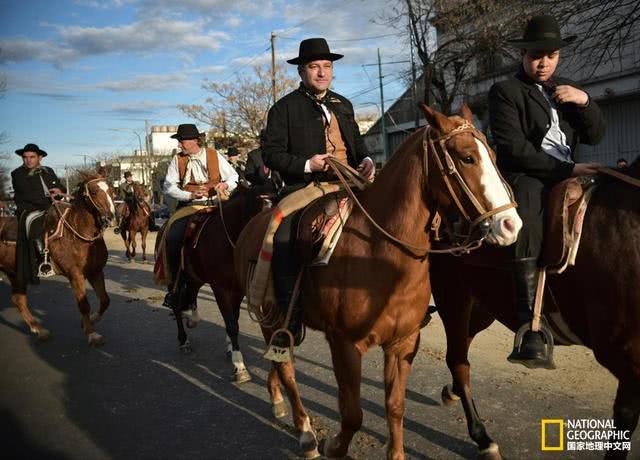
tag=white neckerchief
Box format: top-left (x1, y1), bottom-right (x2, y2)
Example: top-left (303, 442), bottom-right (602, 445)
top-left (320, 103), bottom-right (332, 124)
top-left (182, 148), bottom-right (209, 186)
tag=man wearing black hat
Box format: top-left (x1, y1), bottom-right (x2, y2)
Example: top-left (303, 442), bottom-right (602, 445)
top-left (11, 143), bottom-right (65, 285)
top-left (114, 171), bottom-right (135, 234)
top-left (489, 15), bottom-right (606, 368)
top-left (161, 123), bottom-right (238, 308)
top-left (263, 37), bottom-right (375, 348)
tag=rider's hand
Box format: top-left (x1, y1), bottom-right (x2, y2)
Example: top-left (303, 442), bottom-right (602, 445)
top-left (572, 163), bottom-right (601, 176)
top-left (309, 154), bottom-right (330, 172)
top-left (357, 158), bottom-right (376, 181)
top-left (553, 85), bottom-right (589, 107)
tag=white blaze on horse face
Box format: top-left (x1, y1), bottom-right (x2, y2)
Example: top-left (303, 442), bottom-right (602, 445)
top-left (97, 181), bottom-right (116, 216)
top-left (475, 139), bottom-right (522, 246)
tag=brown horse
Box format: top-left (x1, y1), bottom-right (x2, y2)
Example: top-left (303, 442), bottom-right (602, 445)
top-left (234, 105), bottom-right (522, 460)
top-left (120, 182), bottom-right (150, 262)
top-left (0, 172), bottom-right (116, 345)
top-left (155, 187), bottom-right (268, 382)
top-left (429, 159), bottom-right (640, 459)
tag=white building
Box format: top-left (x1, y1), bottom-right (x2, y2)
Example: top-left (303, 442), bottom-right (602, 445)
top-left (149, 125), bottom-right (179, 155)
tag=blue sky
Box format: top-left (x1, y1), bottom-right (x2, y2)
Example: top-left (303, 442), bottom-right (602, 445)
top-left (0, 0), bottom-right (412, 174)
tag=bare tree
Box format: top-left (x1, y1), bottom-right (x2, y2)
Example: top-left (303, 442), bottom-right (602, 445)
top-left (178, 64), bottom-right (298, 148)
top-left (385, 0), bottom-right (639, 114)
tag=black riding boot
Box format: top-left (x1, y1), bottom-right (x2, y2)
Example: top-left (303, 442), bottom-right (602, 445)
top-left (271, 271), bottom-right (304, 349)
top-left (34, 238), bottom-right (45, 259)
top-left (507, 257), bottom-right (553, 368)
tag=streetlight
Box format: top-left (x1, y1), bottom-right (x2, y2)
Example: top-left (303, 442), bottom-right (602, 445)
top-left (109, 128), bottom-right (149, 184)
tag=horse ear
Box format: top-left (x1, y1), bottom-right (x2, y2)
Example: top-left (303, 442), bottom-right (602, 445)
top-left (460, 104), bottom-right (474, 124)
top-left (420, 103), bottom-right (454, 134)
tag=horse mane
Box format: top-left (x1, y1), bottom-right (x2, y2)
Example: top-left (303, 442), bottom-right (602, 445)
top-left (627, 156), bottom-right (640, 178)
top-left (71, 170), bottom-right (103, 200)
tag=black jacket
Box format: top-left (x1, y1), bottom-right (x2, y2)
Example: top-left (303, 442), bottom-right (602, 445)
top-left (245, 148), bottom-right (282, 189)
top-left (11, 165), bottom-right (64, 216)
top-left (489, 69), bottom-right (605, 183)
top-left (263, 86), bottom-right (369, 186)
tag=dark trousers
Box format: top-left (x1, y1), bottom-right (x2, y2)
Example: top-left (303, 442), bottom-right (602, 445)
top-left (165, 215), bottom-right (191, 288)
top-left (16, 211), bottom-right (46, 287)
top-left (272, 212), bottom-right (301, 310)
top-left (510, 174), bottom-right (549, 260)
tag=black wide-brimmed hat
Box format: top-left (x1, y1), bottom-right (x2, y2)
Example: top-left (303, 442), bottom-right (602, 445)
top-left (509, 15), bottom-right (576, 50)
top-left (15, 143), bottom-right (47, 157)
top-left (287, 38), bottom-right (343, 65)
top-left (171, 124), bottom-right (202, 141)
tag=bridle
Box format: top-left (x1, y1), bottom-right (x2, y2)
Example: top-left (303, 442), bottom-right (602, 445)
top-left (326, 120), bottom-right (517, 257)
top-left (82, 177), bottom-right (113, 230)
top-left (423, 121), bottom-right (517, 253)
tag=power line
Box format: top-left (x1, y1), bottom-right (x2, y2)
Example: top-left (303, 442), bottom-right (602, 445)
top-left (279, 32), bottom-right (402, 42)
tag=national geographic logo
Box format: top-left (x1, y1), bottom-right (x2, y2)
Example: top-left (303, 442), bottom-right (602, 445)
top-left (541, 419), bottom-right (632, 453)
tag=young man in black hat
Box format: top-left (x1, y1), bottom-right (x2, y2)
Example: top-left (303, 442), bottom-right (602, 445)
top-left (263, 37), bottom-right (375, 348)
top-left (489, 15), bottom-right (606, 368)
top-left (245, 129), bottom-right (283, 194)
top-left (114, 171), bottom-right (135, 234)
top-left (161, 123), bottom-right (238, 308)
top-left (11, 143), bottom-right (65, 285)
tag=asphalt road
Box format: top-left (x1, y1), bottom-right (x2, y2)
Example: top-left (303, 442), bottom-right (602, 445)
top-left (1, 231), bottom-right (638, 459)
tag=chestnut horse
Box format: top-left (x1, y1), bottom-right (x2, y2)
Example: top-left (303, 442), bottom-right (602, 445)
top-left (429, 159), bottom-right (640, 459)
top-left (120, 182), bottom-right (150, 262)
top-left (155, 187), bottom-right (268, 382)
top-left (0, 173), bottom-right (115, 345)
top-left (234, 105), bottom-right (522, 460)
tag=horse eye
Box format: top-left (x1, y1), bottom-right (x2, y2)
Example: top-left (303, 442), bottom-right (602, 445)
top-left (462, 155), bottom-right (475, 165)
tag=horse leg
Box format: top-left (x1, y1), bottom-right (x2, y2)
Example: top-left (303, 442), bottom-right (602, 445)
top-left (129, 229), bottom-right (137, 261)
top-left (10, 276), bottom-right (50, 340)
top-left (87, 270), bottom-right (110, 324)
top-left (382, 330), bottom-right (420, 460)
top-left (604, 380), bottom-right (640, 459)
top-left (211, 284), bottom-right (250, 384)
top-left (268, 363), bottom-right (287, 419)
top-left (322, 333), bottom-right (363, 459)
top-left (263, 323), bottom-right (318, 458)
top-left (172, 302), bottom-right (191, 353)
top-left (121, 228), bottom-right (130, 258)
top-left (140, 228), bottom-right (148, 262)
top-left (68, 271), bottom-right (104, 346)
top-left (439, 300), bottom-right (501, 460)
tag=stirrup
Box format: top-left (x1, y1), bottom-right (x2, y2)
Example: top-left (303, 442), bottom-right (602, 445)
top-left (509, 319), bottom-right (556, 369)
top-left (263, 328), bottom-right (295, 363)
top-left (37, 249), bottom-right (55, 278)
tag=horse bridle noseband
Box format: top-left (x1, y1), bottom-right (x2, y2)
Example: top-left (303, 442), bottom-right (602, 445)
top-left (423, 121), bottom-right (517, 252)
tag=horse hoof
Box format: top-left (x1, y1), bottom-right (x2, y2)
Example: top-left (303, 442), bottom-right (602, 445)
top-left (272, 399), bottom-right (287, 419)
top-left (36, 328), bottom-right (51, 341)
top-left (300, 431), bottom-right (320, 459)
top-left (90, 313), bottom-right (102, 324)
top-left (186, 318), bottom-right (198, 329)
top-left (441, 384), bottom-right (461, 407)
top-left (478, 443), bottom-right (502, 460)
top-left (179, 340), bottom-right (192, 354)
top-left (320, 435), bottom-right (344, 459)
top-left (234, 368), bottom-right (252, 384)
top-left (88, 332), bottom-right (105, 346)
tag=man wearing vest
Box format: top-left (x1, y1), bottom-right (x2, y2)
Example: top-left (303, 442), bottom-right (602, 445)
top-left (263, 37), bottom-right (375, 348)
top-left (162, 124), bottom-right (239, 308)
top-left (11, 143), bottom-right (65, 286)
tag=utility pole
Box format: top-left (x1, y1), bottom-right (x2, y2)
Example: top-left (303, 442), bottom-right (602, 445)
top-left (377, 48), bottom-right (389, 160)
top-left (270, 32), bottom-right (277, 104)
top-left (410, 39), bottom-right (419, 129)
top-left (65, 165), bottom-right (69, 194)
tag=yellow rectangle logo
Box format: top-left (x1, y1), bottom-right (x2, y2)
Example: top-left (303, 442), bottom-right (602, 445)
top-left (541, 419), bottom-right (564, 451)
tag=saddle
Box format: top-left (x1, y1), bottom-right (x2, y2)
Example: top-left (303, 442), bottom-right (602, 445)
top-left (183, 206), bottom-right (218, 250)
top-left (540, 176), bottom-right (598, 274)
top-left (294, 190), bottom-right (351, 265)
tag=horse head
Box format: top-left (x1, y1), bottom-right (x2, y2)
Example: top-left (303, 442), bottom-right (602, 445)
top-left (76, 172), bottom-right (116, 229)
top-left (420, 104), bottom-right (522, 247)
